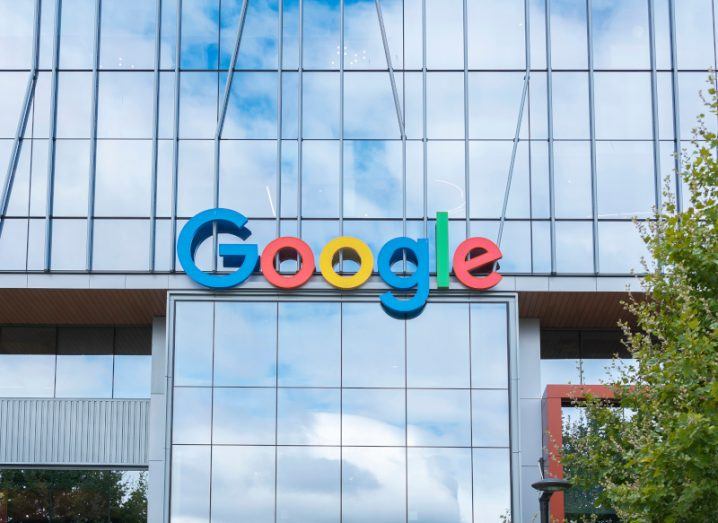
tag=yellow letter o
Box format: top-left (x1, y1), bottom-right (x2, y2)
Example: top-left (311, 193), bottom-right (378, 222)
top-left (319, 236), bottom-right (374, 289)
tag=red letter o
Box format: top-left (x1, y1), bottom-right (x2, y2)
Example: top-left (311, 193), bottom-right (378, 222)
top-left (261, 237), bottom-right (315, 289)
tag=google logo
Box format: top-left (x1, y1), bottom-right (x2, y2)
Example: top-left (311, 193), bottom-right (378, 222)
top-left (177, 208), bottom-right (503, 316)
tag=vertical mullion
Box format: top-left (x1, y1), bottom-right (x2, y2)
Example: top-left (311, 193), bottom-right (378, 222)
top-left (86, 0), bottom-right (102, 271)
top-left (648, 0), bottom-right (662, 213)
top-left (170, 0), bottom-right (182, 272)
top-left (297, 0), bottom-right (304, 239)
top-left (463, 0), bottom-right (470, 238)
top-left (150, 0), bottom-right (163, 271)
top-left (340, 0), bottom-right (345, 243)
top-left (525, 0), bottom-right (534, 274)
top-left (586, 0), bottom-right (599, 275)
top-left (44, 0), bottom-right (62, 271)
top-left (421, 0), bottom-right (427, 237)
top-left (276, 0), bottom-right (284, 238)
top-left (545, 0), bottom-right (557, 274)
top-left (667, 0), bottom-right (682, 211)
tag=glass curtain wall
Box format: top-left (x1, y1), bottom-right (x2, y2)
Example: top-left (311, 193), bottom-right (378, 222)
top-left (0, 0), bottom-right (716, 275)
top-left (169, 298), bottom-right (513, 523)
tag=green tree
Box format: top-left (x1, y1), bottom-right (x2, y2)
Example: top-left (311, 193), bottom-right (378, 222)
top-left (560, 79), bottom-right (718, 522)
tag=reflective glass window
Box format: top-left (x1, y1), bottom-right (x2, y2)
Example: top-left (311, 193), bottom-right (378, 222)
top-left (407, 389), bottom-right (471, 447)
top-left (172, 387), bottom-right (212, 444)
top-left (214, 302), bottom-right (277, 387)
top-left (179, 72), bottom-right (218, 139)
top-left (342, 389), bottom-right (405, 446)
top-left (171, 446), bottom-right (211, 522)
top-left (59, 0), bottom-right (95, 69)
top-left (472, 390), bottom-right (510, 447)
top-left (591, 0), bottom-right (649, 69)
top-left (473, 449), bottom-right (511, 523)
top-left (342, 447), bottom-right (406, 523)
top-left (344, 141), bottom-right (402, 218)
top-left (0, 219), bottom-right (28, 271)
top-left (426, 0), bottom-right (463, 69)
top-left (407, 448), bottom-right (472, 523)
top-left (427, 141), bottom-right (466, 218)
top-left (342, 303), bottom-right (405, 387)
top-left (176, 140), bottom-right (214, 217)
top-left (277, 447), bottom-right (341, 523)
top-left (0, 1), bottom-right (34, 68)
top-left (50, 218), bottom-right (87, 271)
top-left (180, 0), bottom-right (219, 69)
top-left (598, 221), bottom-right (649, 274)
top-left (113, 327), bottom-right (151, 398)
top-left (469, 73), bottom-right (527, 140)
top-left (426, 73), bottom-right (464, 139)
top-left (99, 0), bottom-right (156, 69)
top-left (302, 73), bottom-right (340, 138)
top-left (281, 73), bottom-right (299, 139)
top-left (220, 0), bottom-right (278, 70)
top-left (277, 388), bottom-right (341, 445)
top-left (219, 140), bottom-right (277, 218)
top-left (541, 330), bottom-right (581, 390)
top-left (555, 221), bottom-right (594, 273)
top-left (675, 0), bottom-right (715, 70)
top-left (552, 73), bottom-right (589, 139)
top-left (55, 328), bottom-right (113, 398)
top-left (679, 73), bottom-right (717, 138)
top-left (97, 73), bottom-right (154, 139)
top-left (213, 387), bottom-right (276, 445)
top-left (344, 73), bottom-right (400, 139)
top-left (594, 73), bottom-right (652, 140)
top-left (223, 72), bottom-right (278, 139)
top-left (278, 302), bottom-right (340, 387)
top-left (550, 1), bottom-right (588, 69)
top-left (0, 327), bottom-right (56, 397)
top-left (302, 140), bottom-right (340, 217)
top-left (0, 73), bottom-right (26, 139)
top-left (302, 0), bottom-right (340, 69)
top-left (471, 303), bottom-right (508, 389)
top-left (95, 140), bottom-right (152, 217)
top-left (174, 301), bottom-right (213, 386)
top-left (56, 72), bottom-right (92, 139)
top-left (211, 446), bottom-right (275, 523)
top-left (52, 140), bottom-right (89, 217)
top-left (467, 0), bottom-right (525, 69)
top-left (407, 303), bottom-right (470, 388)
top-left (554, 141), bottom-right (592, 218)
top-left (92, 219), bottom-right (150, 271)
top-left (344, 0), bottom-right (387, 70)
top-left (596, 141), bottom-right (655, 219)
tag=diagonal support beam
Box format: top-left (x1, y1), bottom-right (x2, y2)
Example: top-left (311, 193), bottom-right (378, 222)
top-left (0, 0), bottom-right (42, 237)
top-left (375, 0), bottom-right (405, 138)
top-left (497, 73), bottom-right (530, 247)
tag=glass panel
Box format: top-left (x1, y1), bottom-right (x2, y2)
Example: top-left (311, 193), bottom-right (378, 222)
top-left (596, 141), bottom-right (655, 219)
top-left (180, 0), bottom-right (219, 69)
top-left (99, 0), bottom-right (156, 69)
top-left (550, 1), bottom-right (587, 69)
top-left (407, 448), bottom-right (473, 523)
top-left (591, 0), bottom-right (649, 69)
top-left (219, 140), bottom-right (277, 218)
top-left (302, 73), bottom-right (340, 138)
top-left (174, 301), bottom-right (213, 386)
top-left (50, 219), bottom-right (87, 271)
top-left (473, 448), bottom-right (511, 523)
top-left (97, 73), bottom-right (154, 139)
top-left (343, 141), bottom-right (402, 218)
top-left (95, 140), bottom-right (152, 217)
top-left (211, 446), bottom-right (275, 523)
top-left (342, 303), bottom-right (405, 387)
top-left (472, 390), bottom-right (510, 447)
top-left (302, 140), bottom-right (340, 217)
top-left (469, 73), bottom-right (526, 140)
top-left (541, 330), bottom-right (581, 389)
top-left (171, 446), bottom-right (211, 522)
top-left (214, 302), bottom-right (277, 387)
top-left (213, 388), bottom-right (276, 445)
top-left (0, 327), bottom-right (56, 397)
top-left (56, 72), bottom-right (92, 139)
top-left (407, 389), bottom-right (471, 447)
top-left (220, 0), bottom-right (278, 70)
top-left (302, 0), bottom-right (340, 69)
top-left (223, 72), bottom-right (278, 139)
top-left (92, 219), bottom-right (150, 271)
top-left (598, 221), bottom-right (650, 274)
top-left (552, 73), bottom-right (589, 139)
top-left (176, 140), bottom-right (214, 217)
top-left (52, 140), bottom-right (89, 217)
top-left (342, 447), bottom-right (406, 523)
top-left (426, 0), bottom-right (463, 69)
top-left (113, 328), bottom-right (151, 398)
top-left (471, 303), bottom-right (508, 389)
top-left (467, 0), bottom-right (525, 69)
top-left (278, 302), bottom-right (341, 387)
top-left (344, 73), bottom-right (400, 139)
top-left (277, 388), bottom-right (341, 445)
top-left (172, 387), bottom-right (212, 444)
top-left (0, 73), bottom-right (26, 139)
top-left (554, 141), bottom-right (592, 218)
top-left (427, 141), bottom-right (466, 218)
top-left (342, 389), bottom-right (405, 446)
top-left (280, 141), bottom-right (299, 217)
top-left (0, 0), bottom-right (34, 68)
top-left (555, 221), bottom-right (594, 274)
top-left (344, 0), bottom-right (386, 69)
top-left (679, 73), bottom-right (717, 138)
top-left (179, 72), bottom-right (218, 139)
top-left (426, 73), bottom-right (464, 139)
top-left (675, 0), bottom-right (715, 69)
top-left (277, 447), bottom-right (341, 523)
top-left (0, 219), bottom-right (28, 271)
top-left (56, 344), bottom-right (113, 398)
top-left (594, 73), bottom-right (652, 140)
top-left (59, 0), bottom-right (95, 69)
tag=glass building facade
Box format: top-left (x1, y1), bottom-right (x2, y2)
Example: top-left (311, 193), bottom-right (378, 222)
top-left (0, 0), bottom-right (715, 276)
top-left (0, 1), bottom-right (716, 522)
